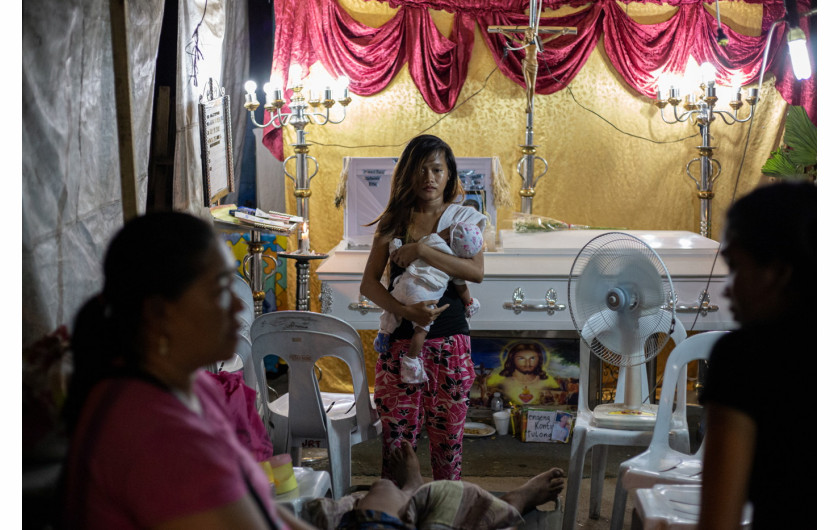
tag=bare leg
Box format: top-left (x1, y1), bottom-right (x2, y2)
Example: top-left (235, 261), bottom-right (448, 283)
top-left (500, 468), bottom-right (566, 515)
top-left (390, 439), bottom-right (425, 494)
top-left (407, 327), bottom-right (428, 358)
top-left (354, 479), bottom-right (410, 519)
top-left (355, 441), bottom-right (422, 517)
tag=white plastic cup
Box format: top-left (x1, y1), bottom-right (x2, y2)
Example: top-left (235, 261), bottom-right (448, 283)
top-left (493, 410), bottom-right (511, 436)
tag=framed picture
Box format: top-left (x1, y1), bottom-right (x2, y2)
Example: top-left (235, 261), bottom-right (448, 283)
top-left (462, 190), bottom-right (485, 216)
top-left (456, 158), bottom-right (496, 228)
top-left (199, 88), bottom-right (235, 206)
top-left (342, 157), bottom-right (498, 247)
top-left (551, 411), bottom-right (574, 443)
top-left (470, 335), bottom-right (580, 409)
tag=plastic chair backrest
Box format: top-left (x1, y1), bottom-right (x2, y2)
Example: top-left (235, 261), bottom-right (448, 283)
top-left (250, 311), bottom-right (377, 441)
top-left (648, 331), bottom-right (726, 460)
top-left (232, 275), bottom-right (255, 325)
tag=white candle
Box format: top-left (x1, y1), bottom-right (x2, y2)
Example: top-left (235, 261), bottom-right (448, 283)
top-left (300, 226), bottom-right (310, 254)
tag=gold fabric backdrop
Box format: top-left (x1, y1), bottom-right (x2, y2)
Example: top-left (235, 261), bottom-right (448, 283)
top-left (274, 1), bottom-right (787, 392)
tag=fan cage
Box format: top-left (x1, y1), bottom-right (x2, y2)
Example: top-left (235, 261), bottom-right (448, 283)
top-left (568, 232), bottom-right (676, 367)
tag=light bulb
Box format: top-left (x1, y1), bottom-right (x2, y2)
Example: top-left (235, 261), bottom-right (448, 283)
top-left (700, 62), bottom-right (716, 85)
top-left (288, 64), bottom-right (303, 87)
top-left (337, 75), bottom-right (350, 98)
top-left (244, 80), bottom-right (257, 94)
top-left (787, 27), bottom-right (812, 80)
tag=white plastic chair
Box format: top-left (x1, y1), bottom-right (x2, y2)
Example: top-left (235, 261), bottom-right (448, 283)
top-left (633, 484), bottom-right (753, 529)
top-left (219, 275), bottom-right (258, 390)
top-left (562, 322), bottom-right (689, 530)
top-left (609, 331), bottom-right (728, 530)
top-left (251, 311), bottom-right (381, 498)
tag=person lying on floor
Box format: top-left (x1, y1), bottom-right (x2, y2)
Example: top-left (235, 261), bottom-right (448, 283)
top-left (304, 439), bottom-right (566, 530)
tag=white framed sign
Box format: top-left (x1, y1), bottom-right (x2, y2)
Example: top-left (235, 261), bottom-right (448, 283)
top-left (199, 85), bottom-right (235, 207)
top-left (343, 157), bottom-right (496, 248)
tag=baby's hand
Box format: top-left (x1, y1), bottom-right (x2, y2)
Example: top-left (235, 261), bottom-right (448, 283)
top-left (465, 297), bottom-right (480, 318)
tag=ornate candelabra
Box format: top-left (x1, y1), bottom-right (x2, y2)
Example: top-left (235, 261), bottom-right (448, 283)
top-left (243, 68), bottom-right (351, 310)
top-left (654, 63), bottom-right (758, 238)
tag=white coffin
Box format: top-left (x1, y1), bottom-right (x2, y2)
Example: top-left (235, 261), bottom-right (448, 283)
top-left (316, 229), bottom-right (735, 332)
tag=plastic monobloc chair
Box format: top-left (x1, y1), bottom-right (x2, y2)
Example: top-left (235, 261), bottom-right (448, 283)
top-left (633, 484), bottom-right (753, 529)
top-left (609, 331), bottom-right (727, 530)
top-left (219, 275), bottom-right (259, 390)
top-left (251, 311), bottom-right (381, 498)
top-left (562, 321), bottom-right (688, 530)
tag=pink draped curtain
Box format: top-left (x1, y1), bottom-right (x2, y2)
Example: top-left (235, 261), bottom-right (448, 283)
top-left (265, 0), bottom-right (816, 158)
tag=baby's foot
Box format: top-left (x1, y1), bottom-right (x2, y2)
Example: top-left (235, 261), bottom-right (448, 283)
top-left (400, 355), bottom-right (427, 384)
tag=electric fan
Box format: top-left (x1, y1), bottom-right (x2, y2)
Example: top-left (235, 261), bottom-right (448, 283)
top-left (568, 232), bottom-right (679, 430)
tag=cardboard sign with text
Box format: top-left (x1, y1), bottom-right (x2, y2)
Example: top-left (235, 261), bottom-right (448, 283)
top-left (516, 407), bottom-right (575, 443)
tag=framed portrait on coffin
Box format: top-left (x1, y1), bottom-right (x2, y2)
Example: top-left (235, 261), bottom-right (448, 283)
top-left (342, 157), bottom-right (497, 248)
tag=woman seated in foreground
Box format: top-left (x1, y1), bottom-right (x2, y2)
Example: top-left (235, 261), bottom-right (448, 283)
top-left (59, 212), bottom-right (306, 529)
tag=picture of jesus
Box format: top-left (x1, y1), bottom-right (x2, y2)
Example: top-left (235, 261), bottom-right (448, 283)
top-left (486, 340), bottom-right (559, 405)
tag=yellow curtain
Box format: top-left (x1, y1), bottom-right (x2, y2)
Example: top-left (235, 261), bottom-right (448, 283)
top-left (275, 0), bottom-right (787, 392)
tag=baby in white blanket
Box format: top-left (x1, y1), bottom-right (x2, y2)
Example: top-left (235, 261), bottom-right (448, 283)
top-left (376, 221), bottom-right (483, 384)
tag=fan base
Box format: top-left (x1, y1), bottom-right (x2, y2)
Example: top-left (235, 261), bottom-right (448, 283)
top-left (592, 403), bottom-right (658, 430)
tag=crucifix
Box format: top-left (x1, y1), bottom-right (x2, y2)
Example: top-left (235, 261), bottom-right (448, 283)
top-left (488, 1), bottom-right (576, 214)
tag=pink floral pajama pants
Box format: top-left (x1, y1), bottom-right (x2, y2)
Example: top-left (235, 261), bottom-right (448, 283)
top-left (374, 334), bottom-right (475, 481)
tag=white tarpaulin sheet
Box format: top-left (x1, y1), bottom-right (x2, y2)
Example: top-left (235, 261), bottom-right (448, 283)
top-left (22, 0), bottom-right (249, 345)
top-left (22, 0), bottom-right (165, 345)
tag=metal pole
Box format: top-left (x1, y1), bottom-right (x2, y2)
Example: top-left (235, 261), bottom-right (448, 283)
top-left (698, 123), bottom-right (713, 238)
top-left (521, 111), bottom-right (536, 213)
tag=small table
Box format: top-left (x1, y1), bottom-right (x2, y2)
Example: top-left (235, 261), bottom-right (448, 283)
top-left (274, 467), bottom-right (333, 517)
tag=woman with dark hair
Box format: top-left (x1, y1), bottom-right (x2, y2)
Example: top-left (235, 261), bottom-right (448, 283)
top-left (698, 182), bottom-right (816, 529)
top-left (60, 212), bottom-right (307, 529)
top-left (360, 134), bottom-right (486, 481)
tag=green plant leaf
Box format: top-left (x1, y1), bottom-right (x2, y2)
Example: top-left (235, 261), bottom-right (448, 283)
top-left (783, 106), bottom-right (817, 166)
top-left (761, 148), bottom-right (799, 176)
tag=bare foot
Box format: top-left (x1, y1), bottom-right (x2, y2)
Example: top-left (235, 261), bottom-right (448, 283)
top-left (500, 468), bottom-right (566, 515)
top-left (390, 439), bottom-right (424, 493)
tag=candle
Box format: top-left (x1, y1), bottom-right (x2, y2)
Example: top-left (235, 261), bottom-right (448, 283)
top-left (705, 84), bottom-right (716, 99)
top-left (324, 86), bottom-right (332, 101)
top-left (731, 86), bottom-right (741, 102)
top-left (300, 225), bottom-right (310, 254)
top-left (669, 87), bottom-right (680, 100)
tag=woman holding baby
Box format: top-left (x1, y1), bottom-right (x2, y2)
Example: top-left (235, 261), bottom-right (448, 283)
top-left (360, 134), bottom-right (487, 482)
